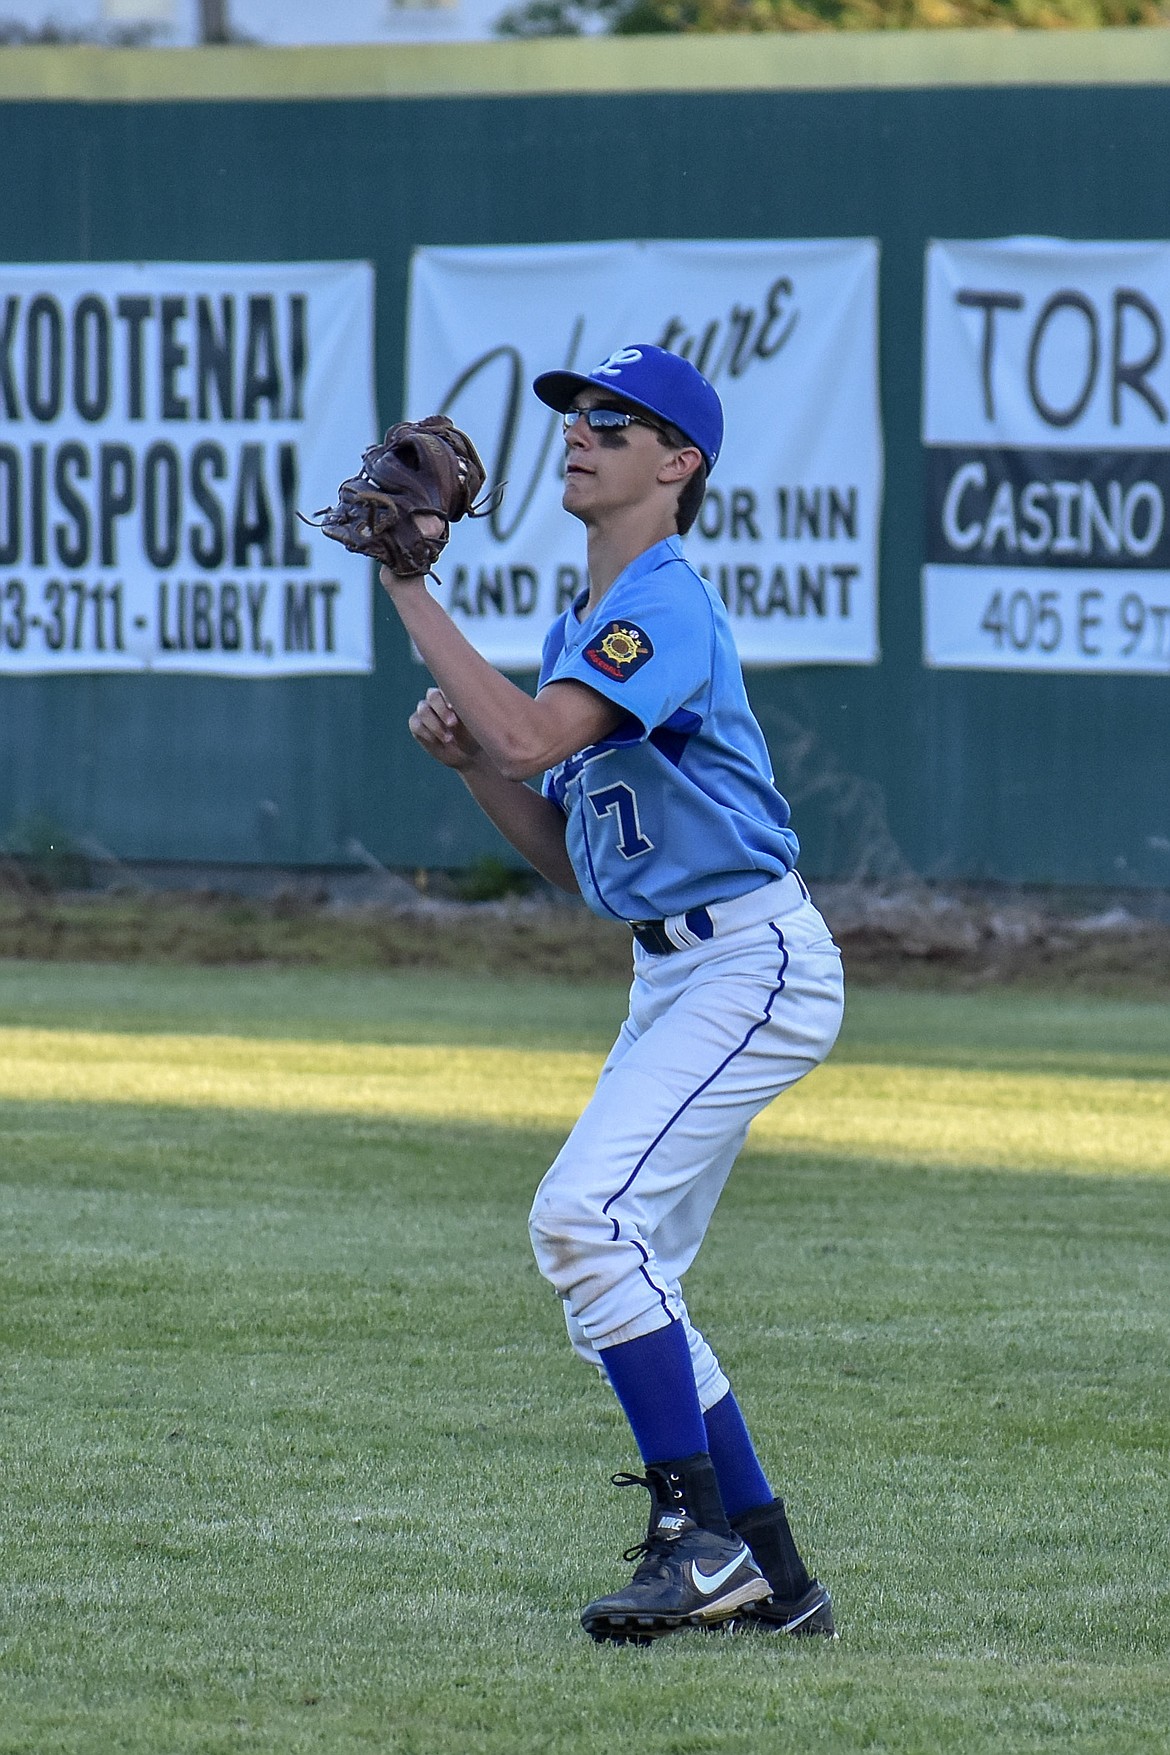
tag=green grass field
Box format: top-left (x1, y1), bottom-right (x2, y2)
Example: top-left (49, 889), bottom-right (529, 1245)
top-left (1, 961), bottom-right (1168, 1754)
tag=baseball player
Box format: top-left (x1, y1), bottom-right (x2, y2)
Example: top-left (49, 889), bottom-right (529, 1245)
top-left (379, 344), bottom-right (844, 1643)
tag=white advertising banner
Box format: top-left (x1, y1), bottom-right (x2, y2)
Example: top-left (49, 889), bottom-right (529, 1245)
top-left (924, 239), bottom-right (1170, 673)
top-left (0, 261), bottom-right (375, 675)
top-left (406, 240), bottom-right (882, 668)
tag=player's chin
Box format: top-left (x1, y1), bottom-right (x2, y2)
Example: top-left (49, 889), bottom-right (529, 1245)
top-left (562, 475), bottom-right (595, 517)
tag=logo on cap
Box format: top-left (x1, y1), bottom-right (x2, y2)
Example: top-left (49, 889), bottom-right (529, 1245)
top-left (594, 348), bottom-right (644, 378)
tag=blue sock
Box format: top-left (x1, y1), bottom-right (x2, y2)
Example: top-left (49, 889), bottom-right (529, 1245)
top-left (703, 1390), bottom-right (773, 1522)
top-left (599, 1322), bottom-right (708, 1464)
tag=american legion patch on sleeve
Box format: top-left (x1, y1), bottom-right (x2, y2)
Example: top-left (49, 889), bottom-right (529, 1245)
top-left (582, 621), bottom-right (655, 683)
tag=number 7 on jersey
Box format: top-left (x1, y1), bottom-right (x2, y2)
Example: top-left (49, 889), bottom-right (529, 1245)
top-left (587, 781), bottom-right (654, 860)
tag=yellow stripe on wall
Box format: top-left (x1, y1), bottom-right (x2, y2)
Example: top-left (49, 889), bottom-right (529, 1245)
top-left (2, 29), bottom-right (1170, 105)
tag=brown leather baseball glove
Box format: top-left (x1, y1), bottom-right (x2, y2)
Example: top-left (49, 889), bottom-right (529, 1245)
top-left (306, 415), bottom-right (489, 577)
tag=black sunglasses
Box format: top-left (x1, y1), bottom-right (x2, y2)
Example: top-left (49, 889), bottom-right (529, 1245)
top-left (562, 406), bottom-right (660, 436)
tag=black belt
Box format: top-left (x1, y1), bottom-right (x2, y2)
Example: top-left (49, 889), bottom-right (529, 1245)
top-left (631, 906), bottom-right (715, 956)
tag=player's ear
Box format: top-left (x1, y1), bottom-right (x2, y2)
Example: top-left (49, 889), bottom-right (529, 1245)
top-left (656, 445), bottom-right (703, 486)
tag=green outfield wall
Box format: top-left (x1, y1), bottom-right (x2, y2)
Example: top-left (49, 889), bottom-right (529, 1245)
top-left (2, 32), bottom-right (1169, 888)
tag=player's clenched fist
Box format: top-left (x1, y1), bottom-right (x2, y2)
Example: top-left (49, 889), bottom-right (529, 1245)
top-left (408, 686), bottom-right (481, 771)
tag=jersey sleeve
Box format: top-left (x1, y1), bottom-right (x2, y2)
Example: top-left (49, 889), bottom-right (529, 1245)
top-left (542, 566), bottom-right (712, 737)
top-left (537, 612), bottom-right (569, 690)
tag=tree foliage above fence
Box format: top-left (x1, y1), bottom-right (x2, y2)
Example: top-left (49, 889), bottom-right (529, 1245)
top-left (497, 0), bottom-right (1169, 36)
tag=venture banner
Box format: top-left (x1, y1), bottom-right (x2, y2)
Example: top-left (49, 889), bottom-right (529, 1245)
top-left (924, 238), bottom-right (1170, 674)
top-left (406, 240), bottom-right (882, 669)
top-left (0, 261), bottom-right (375, 676)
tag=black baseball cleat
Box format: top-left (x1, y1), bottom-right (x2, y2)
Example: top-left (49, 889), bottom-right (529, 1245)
top-left (727, 1498), bottom-right (838, 1639)
top-left (581, 1516), bottom-right (770, 1643)
top-left (732, 1578), bottom-right (838, 1638)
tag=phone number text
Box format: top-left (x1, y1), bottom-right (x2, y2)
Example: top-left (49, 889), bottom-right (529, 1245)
top-left (0, 576), bottom-right (342, 660)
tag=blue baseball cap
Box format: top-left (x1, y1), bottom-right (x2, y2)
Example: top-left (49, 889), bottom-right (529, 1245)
top-left (533, 344), bottom-right (723, 473)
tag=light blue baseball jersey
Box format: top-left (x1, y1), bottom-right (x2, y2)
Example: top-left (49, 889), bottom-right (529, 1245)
top-left (539, 536), bottom-right (799, 923)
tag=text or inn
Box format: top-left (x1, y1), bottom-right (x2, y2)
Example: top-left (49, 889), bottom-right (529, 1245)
top-left (694, 484), bottom-right (859, 544)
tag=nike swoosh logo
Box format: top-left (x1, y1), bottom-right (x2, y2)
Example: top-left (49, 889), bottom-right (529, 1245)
top-left (691, 1547), bottom-right (750, 1597)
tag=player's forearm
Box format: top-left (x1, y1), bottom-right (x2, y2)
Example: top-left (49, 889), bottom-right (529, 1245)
top-left (386, 580), bottom-right (560, 780)
top-left (459, 761), bottom-right (579, 893)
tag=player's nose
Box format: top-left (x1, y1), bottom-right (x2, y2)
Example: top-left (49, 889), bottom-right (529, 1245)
top-left (564, 411), bottom-right (593, 453)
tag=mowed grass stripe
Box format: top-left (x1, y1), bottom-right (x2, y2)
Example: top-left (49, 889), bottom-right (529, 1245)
top-left (2, 974), bottom-right (1169, 1752)
top-left (3, 1024), bottom-right (1168, 1177)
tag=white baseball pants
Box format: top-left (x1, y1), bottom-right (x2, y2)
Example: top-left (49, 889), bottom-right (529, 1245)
top-left (528, 871), bottom-right (845, 1410)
